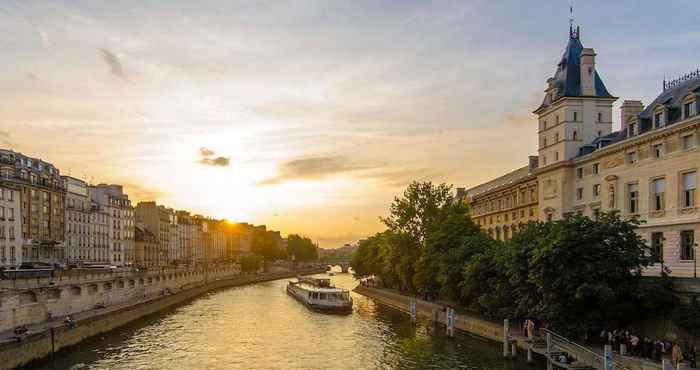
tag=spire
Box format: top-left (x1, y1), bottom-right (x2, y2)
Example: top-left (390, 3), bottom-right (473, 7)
top-left (569, 4), bottom-right (574, 37)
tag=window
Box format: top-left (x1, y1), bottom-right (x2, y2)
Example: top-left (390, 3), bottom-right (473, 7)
top-left (597, 130), bottom-right (602, 137)
top-left (593, 208), bottom-right (601, 221)
top-left (653, 143), bottom-right (663, 158)
top-left (593, 163), bottom-right (600, 175)
top-left (576, 168), bottom-right (583, 179)
top-left (628, 122), bottom-right (637, 137)
top-left (651, 232), bottom-right (664, 263)
top-left (652, 178), bottom-right (665, 211)
top-left (654, 112), bottom-right (663, 128)
top-left (682, 135), bottom-right (695, 150)
top-left (627, 151), bottom-right (637, 164)
top-left (684, 102), bottom-right (693, 119)
top-left (556, 115), bottom-right (560, 124)
top-left (593, 184), bottom-right (601, 197)
top-left (555, 151), bottom-right (559, 161)
top-left (597, 112), bottom-right (603, 123)
top-left (681, 230), bottom-right (695, 261)
top-left (573, 130), bottom-right (578, 141)
top-left (682, 172), bottom-right (697, 208)
top-left (543, 137), bottom-right (547, 147)
top-left (573, 111), bottom-right (579, 122)
top-left (628, 183), bottom-right (639, 214)
top-left (576, 187), bottom-right (583, 200)
top-left (555, 133), bottom-right (559, 142)
top-left (543, 156), bottom-right (547, 166)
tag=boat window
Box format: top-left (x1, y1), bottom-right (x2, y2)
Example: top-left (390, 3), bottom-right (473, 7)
top-left (319, 293), bottom-right (327, 300)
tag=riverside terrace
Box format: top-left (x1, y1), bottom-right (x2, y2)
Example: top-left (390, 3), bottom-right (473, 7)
top-left (0, 265), bottom-right (242, 333)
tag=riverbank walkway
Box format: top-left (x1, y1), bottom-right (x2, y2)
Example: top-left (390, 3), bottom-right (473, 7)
top-left (354, 284), bottom-right (678, 370)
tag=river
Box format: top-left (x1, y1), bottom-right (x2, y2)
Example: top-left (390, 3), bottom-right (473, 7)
top-left (29, 271), bottom-right (537, 370)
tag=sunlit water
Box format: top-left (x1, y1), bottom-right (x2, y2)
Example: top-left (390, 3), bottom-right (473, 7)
top-left (29, 272), bottom-right (537, 370)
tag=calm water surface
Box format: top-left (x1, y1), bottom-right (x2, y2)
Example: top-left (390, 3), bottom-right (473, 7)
top-left (31, 272), bottom-right (537, 370)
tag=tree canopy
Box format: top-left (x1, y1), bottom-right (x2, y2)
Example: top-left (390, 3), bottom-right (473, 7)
top-left (286, 234), bottom-right (319, 262)
top-left (351, 181), bottom-right (675, 338)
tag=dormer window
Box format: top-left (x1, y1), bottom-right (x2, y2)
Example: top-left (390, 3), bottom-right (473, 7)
top-left (654, 111), bottom-right (664, 128)
top-left (684, 101), bottom-right (694, 119)
top-left (628, 122), bottom-right (638, 137)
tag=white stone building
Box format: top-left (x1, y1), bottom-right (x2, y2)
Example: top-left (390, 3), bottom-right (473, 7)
top-left (89, 184), bottom-right (134, 266)
top-left (63, 177), bottom-right (110, 265)
top-left (0, 184), bottom-right (22, 268)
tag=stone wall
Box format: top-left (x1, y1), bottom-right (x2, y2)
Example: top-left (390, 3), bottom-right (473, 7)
top-left (0, 268), bottom-right (323, 370)
top-left (0, 266), bottom-right (242, 333)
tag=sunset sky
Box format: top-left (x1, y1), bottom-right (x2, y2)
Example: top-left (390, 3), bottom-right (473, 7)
top-left (2, 1), bottom-right (699, 247)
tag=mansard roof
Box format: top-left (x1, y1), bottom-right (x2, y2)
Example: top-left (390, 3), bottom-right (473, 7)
top-left (537, 30), bottom-right (614, 112)
top-left (639, 75), bottom-right (700, 119)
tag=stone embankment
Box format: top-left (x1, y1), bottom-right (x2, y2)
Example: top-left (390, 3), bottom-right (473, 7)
top-left (0, 268), bottom-right (323, 370)
top-left (354, 285), bottom-right (661, 370)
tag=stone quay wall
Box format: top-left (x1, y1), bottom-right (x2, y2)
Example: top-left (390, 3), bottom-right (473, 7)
top-left (0, 268), bottom-right (323, 370)
top-left (0, 266), bottom-right (242, 333)
top-left (353, 285), bottom-right (660, 370)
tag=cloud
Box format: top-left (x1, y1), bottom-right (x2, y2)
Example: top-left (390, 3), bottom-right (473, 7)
top-left (120, 182), bottom-right (168, 202)
top-left (359, 167), bottom-right (442, 188)
top-left (0, 131), bottom-right (10, 147)
top-left (258, 156), bottom-right (374, 186)
top-left (100, 48), bottom-right (126, 80)
top-left (197, 147), bottom-right (230, 167)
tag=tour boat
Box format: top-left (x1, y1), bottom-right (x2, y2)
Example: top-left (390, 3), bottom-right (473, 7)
top-left (287, 276), bottom-right (353, 314)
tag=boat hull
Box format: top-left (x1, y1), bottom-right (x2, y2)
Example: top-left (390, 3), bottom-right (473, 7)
top-left (287, 283), bottom-right (353, 314)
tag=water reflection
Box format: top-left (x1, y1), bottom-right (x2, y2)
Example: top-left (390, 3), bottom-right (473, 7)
top-left (30, 273), bottom-right (537, 370)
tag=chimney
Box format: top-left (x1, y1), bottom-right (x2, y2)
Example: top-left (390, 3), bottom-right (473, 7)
top-left (620, 100), bottom-right (644, 126)
top-left (528, 155), bottom-right (539, 173)
top-left (580, 48), bottom-right (596, 96)
top-left (455, 187), bottom-right (466, 200)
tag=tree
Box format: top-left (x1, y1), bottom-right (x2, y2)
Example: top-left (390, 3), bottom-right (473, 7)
top-left (240, 254), bottom-right (263, 273)
top-left (286, 234), bottom-right (318, 262)
top-left (381, 182), bottom-right (455, 245)
top-left (251, 229), bottom-right (285, 261)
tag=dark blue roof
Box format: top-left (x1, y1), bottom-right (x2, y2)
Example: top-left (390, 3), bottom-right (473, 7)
top-left (555, 36), bottom-right (613, 98)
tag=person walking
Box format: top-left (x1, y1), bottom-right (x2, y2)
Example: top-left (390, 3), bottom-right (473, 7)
top-left (672, 342), bottom-right (684, 367)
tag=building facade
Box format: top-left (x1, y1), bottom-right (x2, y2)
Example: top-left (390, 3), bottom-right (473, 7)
top-left (464, 27), bottom-right (700, 277)
top-left (63, 177), bottom-right (110, 265)
top-left (135, 201), bottom-right (179, 265)
top-left (134, 225), bottom-right (162, 268)
top-left (0, 184), bottom-right (22, 268)
top-left (0, 149), bottom-right (65, 267)
top-left (464, 157), bottom-right (540, 240)
top-left (90, 184), bottom-right (134, 266)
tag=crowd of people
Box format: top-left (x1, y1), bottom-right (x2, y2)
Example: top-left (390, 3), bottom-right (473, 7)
top-left (601, 329), bottom-right (697, 368)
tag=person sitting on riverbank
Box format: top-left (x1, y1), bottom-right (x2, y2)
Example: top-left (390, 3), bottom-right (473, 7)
top-left (13, 326), bottom-right (28, 341)
top-left (64, 315), bottom-right (77, 329)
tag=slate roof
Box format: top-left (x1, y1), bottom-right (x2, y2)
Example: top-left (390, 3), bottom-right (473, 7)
top-left (537, 31), bottom-right (614, 111)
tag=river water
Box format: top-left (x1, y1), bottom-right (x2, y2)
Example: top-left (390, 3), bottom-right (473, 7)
top-left (30, 272), bottom-right (536, 370)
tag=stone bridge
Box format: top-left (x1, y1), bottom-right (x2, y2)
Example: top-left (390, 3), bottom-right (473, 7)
top-left (321, 258), bottom-right (351, 273)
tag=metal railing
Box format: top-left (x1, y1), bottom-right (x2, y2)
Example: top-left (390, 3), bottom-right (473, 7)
top-left (541, 328), bottom-right (633, 370)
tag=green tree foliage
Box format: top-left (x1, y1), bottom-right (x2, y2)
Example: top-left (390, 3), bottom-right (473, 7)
top-left (352, 181), bottom-right (490, 296)
top-left (462, 213), bottom-right (675, 337)
top-left (240, 254), bottom-right (263, 273)
top-left (286, 234), bottom-right (319, 262)
top-left (352, 181), bottom-right (674, 337)
top-left (251, 229), bottom-right (286, 261)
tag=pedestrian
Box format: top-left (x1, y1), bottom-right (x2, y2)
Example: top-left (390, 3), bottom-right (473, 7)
top-left (672, 342), bottom-right (684, 367)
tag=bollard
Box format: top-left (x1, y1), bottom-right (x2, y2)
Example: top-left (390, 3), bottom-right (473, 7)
top-left (546, 333), bottom-right (552, 370)
top-left (662, 359), bottom-right (669, 370)
top-left (446, 307), bottom-right (455, 338)
top-left (409, 297), bottom-right (417, 324)
top-left (503, 319), bottom-right (511, 358)
top-left (527, 344), bottom-right (533, 363)
top-left (511, 343), bottom-right (517, 358)
top-left (619, 343), bottom-right (627, 356)
top-left (603, 344), bottom-right (613, 370)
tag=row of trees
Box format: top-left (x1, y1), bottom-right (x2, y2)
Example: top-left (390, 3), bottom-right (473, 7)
top-left (352, 181), bottom-right (676, 337)
top-left (242, 230), bottom-right (320, 273)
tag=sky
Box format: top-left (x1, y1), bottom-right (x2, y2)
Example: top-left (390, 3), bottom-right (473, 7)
top-left (1, 1), bottom-right (699, 247)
